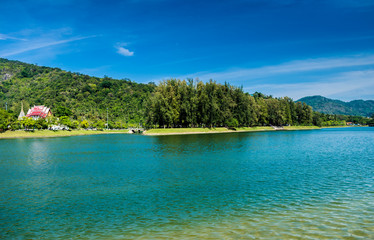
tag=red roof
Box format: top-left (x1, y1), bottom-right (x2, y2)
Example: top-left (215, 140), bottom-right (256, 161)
top-left (26, 106), bottom-right (51, 118)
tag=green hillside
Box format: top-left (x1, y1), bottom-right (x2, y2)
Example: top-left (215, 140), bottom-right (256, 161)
top-left (0, 58), bottom-right (372, 130)
top-left (0, 58), bottom-right (155, 125)
top-left (298, 96), bottom-right (374, 117)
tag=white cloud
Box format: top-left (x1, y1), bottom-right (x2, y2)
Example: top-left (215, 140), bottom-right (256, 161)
top-left (116, 46), bottom-right (134, 56)
top-left (157, 54), bottom-right (374, 101)
top-left (0, 33), bottom-right (26, 41)
top-left (0, 34), bottom-right (9, 40)
top-left (245, 70), bottom-right (374, 101)
top-left (0, 34), bottom-right (96, 57)
top-left (182, 54), bottom-right (374, 82)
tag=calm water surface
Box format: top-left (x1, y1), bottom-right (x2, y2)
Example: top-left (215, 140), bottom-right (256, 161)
top-left (0, 127), bottom-right (373, 239)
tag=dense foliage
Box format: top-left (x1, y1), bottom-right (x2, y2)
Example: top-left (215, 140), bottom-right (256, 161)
top-left (145, 79), bottom-right (372, 128)
top-left (0, 58), bottom-right (155, 127)
top-left (313, 112), bottom-right (373, 127)
top-left (298, 95), bottom-right (374, 117)
top-left (146, 79), bottom-right (320, 128)
top-left (0, 107), bottom-right (76, 132)
top-left (0, 107), bottom-right (137, 131)
top-left (1, 58), bottom-right (372, 132)
top-left (0, 108), bottom-right (12, 131)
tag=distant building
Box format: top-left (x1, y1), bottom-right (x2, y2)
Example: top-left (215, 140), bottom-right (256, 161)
top-left (346, 122), bottom-right (353, 126)
top-left (26, 105), bottom-right (53, 120)
top-left (18, 102), bottom-right (25, 120)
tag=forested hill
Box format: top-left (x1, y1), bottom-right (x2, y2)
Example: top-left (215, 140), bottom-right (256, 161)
top-left (1, 58), bottom-right (371, 128)
top-left (0, 58), bottom-right (155, 124)
top-left (298, 96), bottom-right (374, 117)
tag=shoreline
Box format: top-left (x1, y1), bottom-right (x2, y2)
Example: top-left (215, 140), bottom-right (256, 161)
top-left (0, 130), bottom-right (129, 139)
top-left (1, 126), bottom-right (360, 139)
top-left (143, 126), bottom-right (321, 136)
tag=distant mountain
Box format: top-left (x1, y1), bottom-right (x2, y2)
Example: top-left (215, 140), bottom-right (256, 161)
top-left (297, 96), bottom-right (374, 117)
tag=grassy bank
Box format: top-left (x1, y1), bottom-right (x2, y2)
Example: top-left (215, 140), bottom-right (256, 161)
top-left (283, 126), bottom-right (321, 130)
top-left (0, 129), bottom-right (129, 139)
top-left (144, 126), bottom-right (320, 136)
top-left (143, 127), bottom-right (232, 135)
top-left (320, 125), bottom-right (352, 128)
top-left (236, 126), bottom-right (275, 131)
top-left (0, 126), bottom-right (324, 139)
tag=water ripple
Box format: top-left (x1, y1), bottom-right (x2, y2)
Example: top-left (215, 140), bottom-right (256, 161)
top-left (0, 128), bottom-right (374, 239)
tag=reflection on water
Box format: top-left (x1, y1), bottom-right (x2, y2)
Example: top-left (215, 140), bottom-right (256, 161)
top-left (0, 128), bottom-right (374, 239)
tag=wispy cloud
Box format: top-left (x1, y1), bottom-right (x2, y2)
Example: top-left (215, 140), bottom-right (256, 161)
top-left (0, 33), bottom-right (26, 41)
top-left (0, 35), bottom-right (96, 57)
top-left (116, 44), bottom-right (134, 57)
top-left (153, 54), bottom-right (374, 100)
top-left (182, 54), bottom-right (374, 82)
top-left (245, 70), bottom-right (374, 101)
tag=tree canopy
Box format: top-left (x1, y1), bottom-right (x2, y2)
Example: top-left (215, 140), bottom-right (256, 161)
top-left (146, 79), bottom-right (315, 128)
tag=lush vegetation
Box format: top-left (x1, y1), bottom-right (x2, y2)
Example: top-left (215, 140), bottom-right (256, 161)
top-left (0, 107), bottom-right (74, 132)
top-left (145, 79), bottom-right (371, 128)
top-left (1, 58), bottom-right (373, 134)
top-left (298, 95), bottom-right (374, 117)
top-left (0, 58), bottom-right (155, 127)
top-left (0, 109), bottom-right (131, 132)
top-left (313, 112), bottom-right (374, 127)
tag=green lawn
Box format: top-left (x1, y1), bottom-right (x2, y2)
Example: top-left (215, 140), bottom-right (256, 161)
top-left (144, 127), bottom-right (230, 134)
top-left (145, 126), bottom-right (273, 135)
top-left (0, 126), bottom-right (323, 139)
top-left (144, 126), bottom-right (321, 135)
top-left (320, 125), bottom-right (351, 128)
top-left (0, 129), bottom-right (129, 139)
top-left (236, 126), bottom-right (274, 131)
top-left (283, 126), bottom-right (321, 130)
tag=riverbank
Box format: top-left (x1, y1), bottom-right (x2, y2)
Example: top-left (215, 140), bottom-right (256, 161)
top-left (0, 129), bottom-right (129, 139)
top-left (0, 126), bottom-right (346, 138)
top-left (143, 126), bottom-right (321, 136)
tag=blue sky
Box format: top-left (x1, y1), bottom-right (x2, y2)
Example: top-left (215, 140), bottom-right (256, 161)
top-left (1, 0), bottom-right (374, 101)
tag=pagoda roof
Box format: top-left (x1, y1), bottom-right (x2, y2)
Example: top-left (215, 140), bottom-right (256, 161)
top-left (26, 105), bottom-right (51, 118)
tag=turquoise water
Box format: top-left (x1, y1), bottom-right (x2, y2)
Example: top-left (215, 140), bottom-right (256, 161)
top-left (0, 127), bottom-right (374, 239)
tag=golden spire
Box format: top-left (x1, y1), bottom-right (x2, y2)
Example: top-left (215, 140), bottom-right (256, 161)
top-left (18, 101), bottom-right (25, 120)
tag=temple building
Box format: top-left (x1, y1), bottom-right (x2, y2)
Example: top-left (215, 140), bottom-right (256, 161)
top-left (26, 105), bottom-right (53, 120)
top-left (18, 102), bottom-right (25, 120)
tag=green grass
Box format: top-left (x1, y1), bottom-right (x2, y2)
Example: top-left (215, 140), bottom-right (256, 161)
top-left (0, 126), bottom-right (322, 139)
top-left (0, 129), bottom-right (129, 139)
top-left (320, 125), bottom-right (350, 128)
top-left (144, 126), bottom-right (322, 135)
top-left (236, 126), bottom-right (274, 131)
top-left (145, 127), bottom-right (229, 134)
top-left (283, 126), bottom-right (321, 130)
top-left (145, 126), bottom-right (274, 135)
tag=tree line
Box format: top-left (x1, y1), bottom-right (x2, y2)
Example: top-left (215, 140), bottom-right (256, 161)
top-left (1, 58), bottom-right (372, 131)
top-left (145, 79), bottom-right (372, 128)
